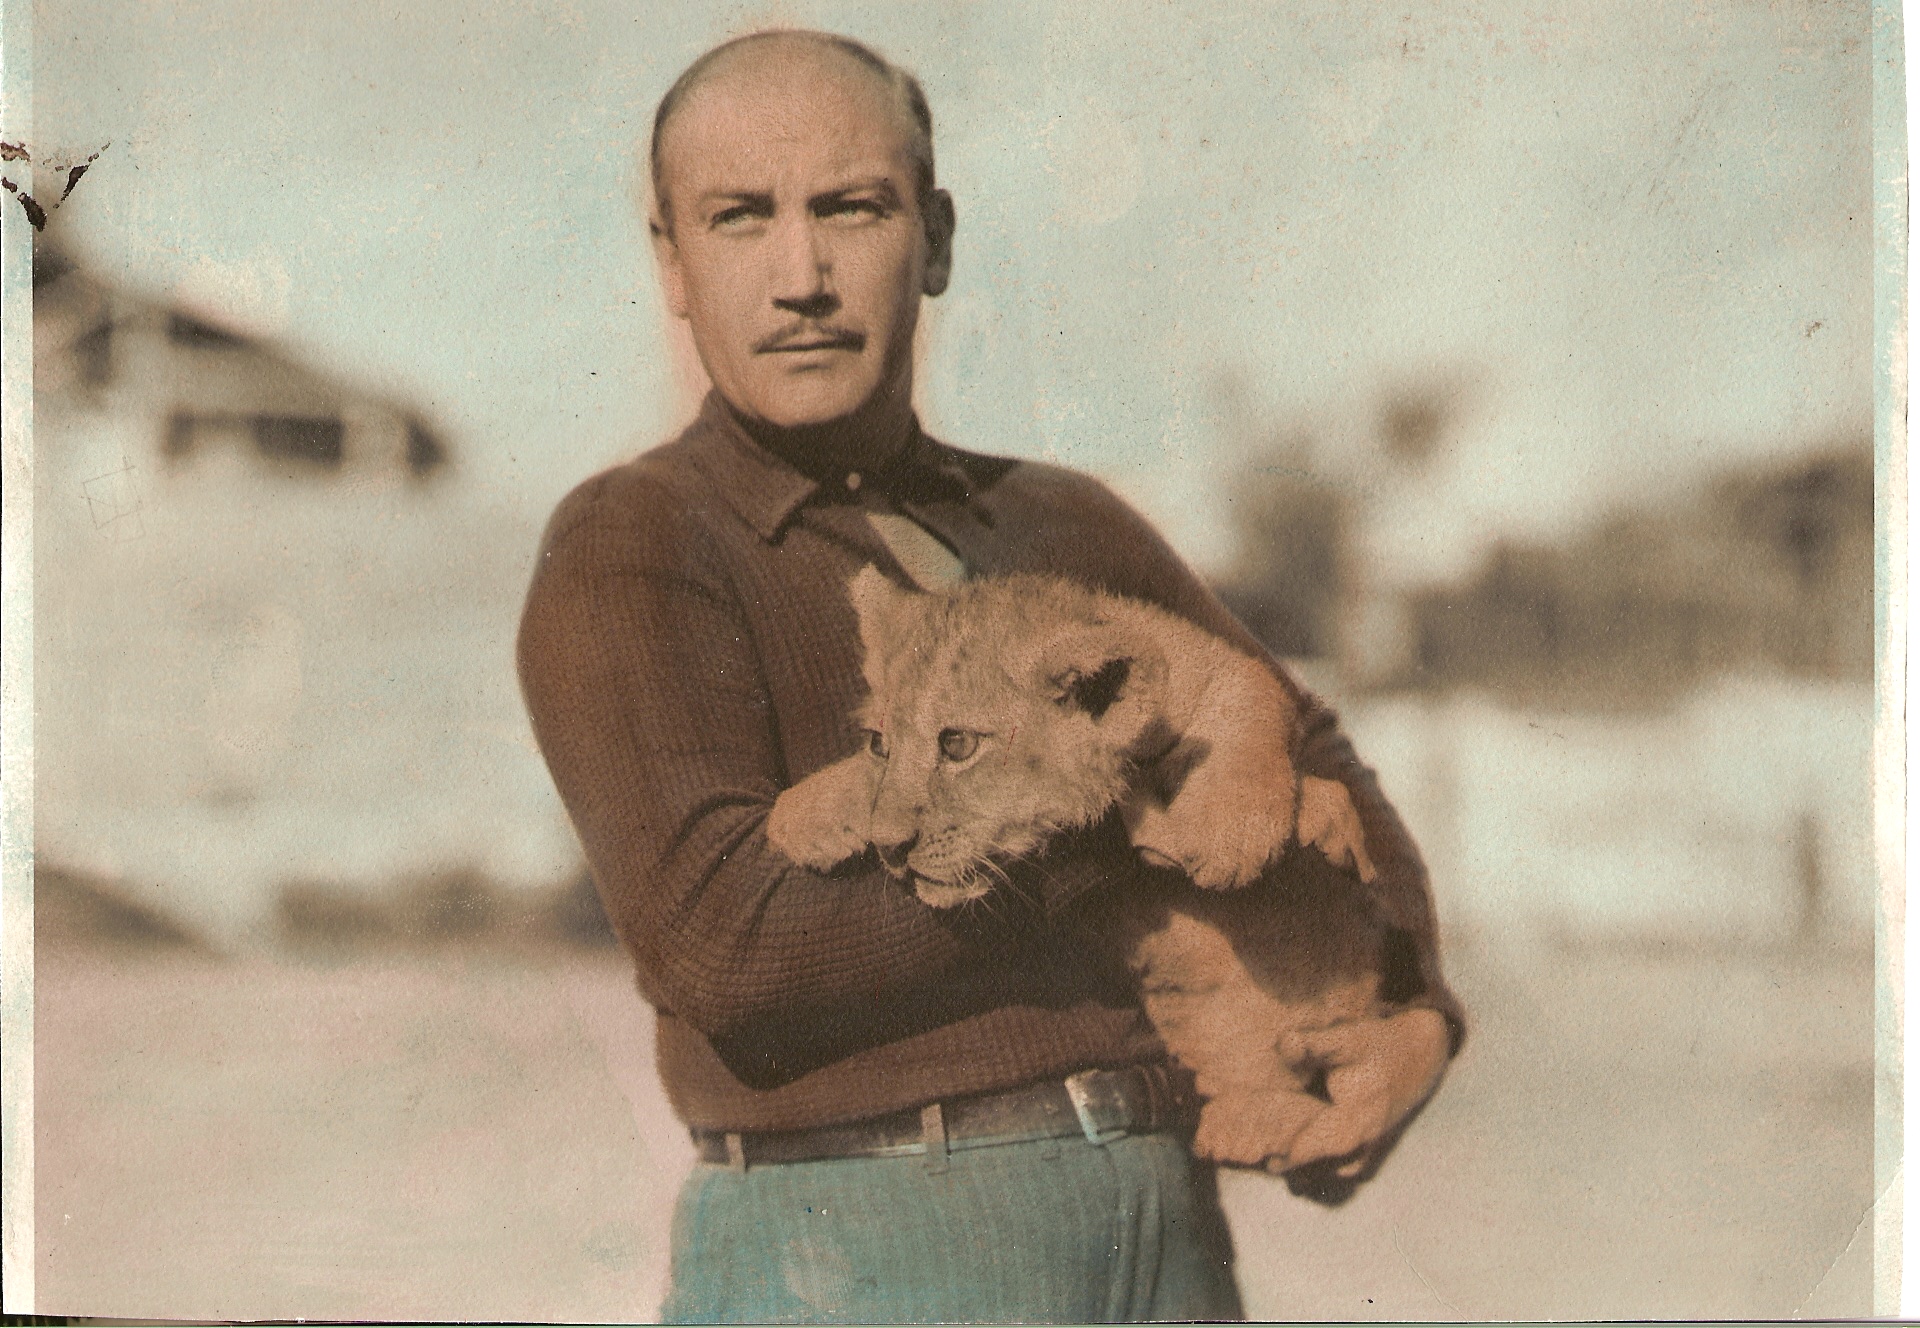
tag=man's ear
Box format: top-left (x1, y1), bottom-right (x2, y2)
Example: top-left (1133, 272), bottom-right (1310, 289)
top-left (921, 189), bottom-right (955, 298)
top-left (650, 215), bottom-right (691, 320)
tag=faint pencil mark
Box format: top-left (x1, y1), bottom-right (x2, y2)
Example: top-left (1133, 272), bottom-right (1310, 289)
top-left (80, 457), bottom-right (145, 542)
top-left (1789, 1187), bottom-right (1875, 1318)
top-left (1390, 1221), bottom-right (1459, 1315)
top-left (1625, 84), bottom-right (1720, 217)
top-left (1248, 461), bottom-right (1383, 502)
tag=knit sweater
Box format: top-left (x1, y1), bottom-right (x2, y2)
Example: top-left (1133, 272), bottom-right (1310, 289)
top-left (516, 393), bottom-right (1463, 1132)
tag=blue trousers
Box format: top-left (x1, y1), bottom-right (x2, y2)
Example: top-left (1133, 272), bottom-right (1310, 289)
top-left (660, 1130), bottom-right (1244, 1323)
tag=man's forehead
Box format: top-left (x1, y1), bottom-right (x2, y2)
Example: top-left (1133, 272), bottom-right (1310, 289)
top-left (658, 43), bottom-right (919, 185)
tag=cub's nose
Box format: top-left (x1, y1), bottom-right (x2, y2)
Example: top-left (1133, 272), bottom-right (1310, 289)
top-left (873, 831), bottom-right (919, 877)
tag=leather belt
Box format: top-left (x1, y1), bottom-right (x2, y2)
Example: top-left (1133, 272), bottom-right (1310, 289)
top-left (691, 1064), bottom-right (1194, 1172)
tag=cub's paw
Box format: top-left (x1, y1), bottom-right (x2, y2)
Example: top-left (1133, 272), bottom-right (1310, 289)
top-left (1191, 1089), bottom-right (1327, 1170)
top-left (1296, 775), bottom-right (1377, 884)
top-left (1126, 769), bottom-right (1297, 890)
top-left (766, 758), bottom-right (876, 871)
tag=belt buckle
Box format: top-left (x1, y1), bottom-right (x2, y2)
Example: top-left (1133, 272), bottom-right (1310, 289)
top-left (1063, 1070), bottom-right (1127, 1147)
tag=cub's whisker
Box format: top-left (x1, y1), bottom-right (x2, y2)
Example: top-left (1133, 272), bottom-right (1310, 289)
top-left (992, 856), bottom-right (1047, 913)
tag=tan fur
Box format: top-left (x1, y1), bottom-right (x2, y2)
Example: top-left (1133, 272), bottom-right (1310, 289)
top-left (767, 568), bottom-right (1390, 1169)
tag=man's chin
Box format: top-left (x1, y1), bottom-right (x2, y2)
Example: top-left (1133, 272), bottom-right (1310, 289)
top-left (735, 372), bottom-right (880, 431)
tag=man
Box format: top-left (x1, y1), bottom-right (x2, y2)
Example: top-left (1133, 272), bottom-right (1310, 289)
top-left (518, 30), bottom-right (1461, 1322)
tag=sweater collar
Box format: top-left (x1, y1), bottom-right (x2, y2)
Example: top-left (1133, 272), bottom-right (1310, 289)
top-left (686, 391), bottom-right (977, 542)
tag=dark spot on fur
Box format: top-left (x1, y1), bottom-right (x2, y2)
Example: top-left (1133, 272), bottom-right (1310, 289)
top-left (1141, 734), bottom-right (1210, 802)
top-left (1129, 716), bottom-right (1182, 767)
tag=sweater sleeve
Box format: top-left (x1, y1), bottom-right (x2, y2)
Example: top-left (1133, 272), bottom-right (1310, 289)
top-left (1031, 470), bottom-right (1467, 1054)
top-left (516, 473), bottom-right (1025, 1045)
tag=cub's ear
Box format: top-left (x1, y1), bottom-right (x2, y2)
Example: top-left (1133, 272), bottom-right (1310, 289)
top-left (847, 565), bottom-right (926, 682)
top-left (1060, 657), bottom-right (1133, 719)
top-left (1032, 623), bottom-right (1167, 729)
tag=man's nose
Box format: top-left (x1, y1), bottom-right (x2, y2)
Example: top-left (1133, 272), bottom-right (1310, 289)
top-left (770, 218), bottom-right (838, 319)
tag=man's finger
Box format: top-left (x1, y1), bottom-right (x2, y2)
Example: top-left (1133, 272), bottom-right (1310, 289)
top-left (1296, 775), bottom-right (1379, 884)
top-left (1286, 1006), bottom-right (1449, 1075)
top-left (1196, 1090), bottom-right (1326, 1168)
top-left (1282, 1099), bottom-right (1388, 1170)
top-left (1279, 1018), bottom-right (1373, 1069)
top-left (1274, 1008), bottom-right (1453, 1176)
top-left (1349, 833), bottom-right (1378, 884)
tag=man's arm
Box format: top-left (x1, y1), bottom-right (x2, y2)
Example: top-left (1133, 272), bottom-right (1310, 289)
top-left (1293, 703), bottom-right (1467, 1052)
top-left (516, 474), bottom-right (992, 1044)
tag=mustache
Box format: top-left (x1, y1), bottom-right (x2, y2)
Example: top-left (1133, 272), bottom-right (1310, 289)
top-left (755, 324), bottom-right (866, 354)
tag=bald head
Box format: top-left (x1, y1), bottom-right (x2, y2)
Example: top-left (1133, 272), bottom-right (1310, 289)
top-left (650, 30), bottom-right (936, 235)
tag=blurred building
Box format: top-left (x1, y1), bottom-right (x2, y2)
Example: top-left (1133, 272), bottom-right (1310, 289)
top-left (1214, 414), bottom-right (1872, 708)
top-left (1403, 444), bottom-right (1873, 705)
top-left (1210, 377), bottom-right (1469, 683)
top-left (34, 243), bottom-right (447, 486)
top-left (33, 243), bottom-right (584, 950)
top-left (1211, 419), bottom-right (1874, 949)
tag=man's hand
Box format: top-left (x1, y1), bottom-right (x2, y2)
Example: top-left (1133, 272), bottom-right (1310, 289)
top-left (1270, 1006), bottom-right (1450, 1178)
top-left (1295, 774), bottom-right (1378, 884)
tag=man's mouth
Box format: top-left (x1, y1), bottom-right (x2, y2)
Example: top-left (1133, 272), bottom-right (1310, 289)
top-left (758, 328), bottom-right (865, 355)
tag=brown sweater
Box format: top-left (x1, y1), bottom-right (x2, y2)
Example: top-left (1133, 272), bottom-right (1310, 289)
top-left (517, 394), bottom-right (1463, 1131)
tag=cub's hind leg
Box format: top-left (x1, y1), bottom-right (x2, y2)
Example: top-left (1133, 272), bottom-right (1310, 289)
top-left (1113, 853), bottom-right (1388, 1174)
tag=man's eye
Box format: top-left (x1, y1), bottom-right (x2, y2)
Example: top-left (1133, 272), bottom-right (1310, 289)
top-left (938, 730), bottom-right (979, 762)
top-left (865, 729), bottom-right (889, 758)
top-left (710, 204), bottom-right (766, 229)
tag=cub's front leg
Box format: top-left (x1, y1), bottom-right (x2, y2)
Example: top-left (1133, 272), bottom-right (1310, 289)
top-left (766, 754), bottom-right (879, 871)
top-left (1125, 630), bottom-right (1377, 887)
top-left (1121, 625), bottom-right (1313, 890)
top-left (1122, 632), bottom-right (1304, 889)
top-left (1134, 772), bottom-right (1377, 891)
top-left (1127, 746), bottom-right (1299, 890)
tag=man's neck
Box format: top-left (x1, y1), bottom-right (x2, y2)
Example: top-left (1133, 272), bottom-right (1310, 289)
top-left (722, 391), bottom-right (917, 482)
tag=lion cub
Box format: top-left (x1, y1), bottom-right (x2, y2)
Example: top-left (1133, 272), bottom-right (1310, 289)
top-left (769, 567), bottom-right (1376, 902)
top-left (767, 568), bottom-right (1394, 1171)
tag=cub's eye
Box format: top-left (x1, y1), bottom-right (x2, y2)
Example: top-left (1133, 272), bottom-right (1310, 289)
top-left (865, 729), bottom-right (889, 759)
top-left (938, 729), bottom-right (979, 762)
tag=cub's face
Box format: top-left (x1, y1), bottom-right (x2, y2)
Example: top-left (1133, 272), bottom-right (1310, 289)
top-left (846, 568), bottom-right (1164, 908)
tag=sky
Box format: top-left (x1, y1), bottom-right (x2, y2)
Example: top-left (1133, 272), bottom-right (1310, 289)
top-left (26, 0), bottom-right (1878, 582)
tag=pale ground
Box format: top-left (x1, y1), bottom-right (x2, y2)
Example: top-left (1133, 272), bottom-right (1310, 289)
top-left (34, 933), bottom-right (1874, 1323)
